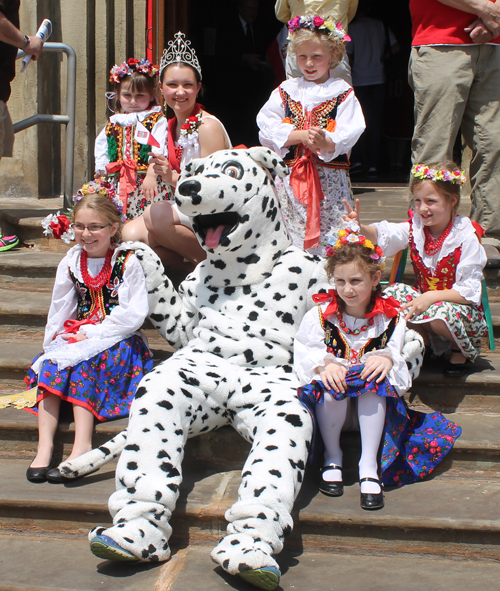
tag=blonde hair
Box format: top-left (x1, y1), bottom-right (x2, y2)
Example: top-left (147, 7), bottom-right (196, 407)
top-left (73, 193), bottom-right (123, 244)
top-left (288, 27), bottom-right (345, 70)
top-left (410, 160), bottom-right (461, 214)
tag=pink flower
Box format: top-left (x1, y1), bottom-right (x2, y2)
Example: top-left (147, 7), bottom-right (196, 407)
top-left (100, 363), bottom-right (106, 370)
top-left (313, 16), bottom-right (324, 26)
top-left (55, 377), bottom-right (62, 383)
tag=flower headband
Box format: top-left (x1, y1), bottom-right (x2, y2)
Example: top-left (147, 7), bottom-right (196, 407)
top-left (75, 180), bottom-right (127, 222)
top-left (109, 58), bottom-right (159, 84)
top-left (287, 16), bottom-right (351, 43)
top-left (411, 164), bottom-right (466, 186)
top-left (326, 220), bottom-right (385, 268)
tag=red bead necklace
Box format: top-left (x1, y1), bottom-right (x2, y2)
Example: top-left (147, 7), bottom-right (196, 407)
top-left (423, 216), bottom-right (454, 255)
top-left (337, 313), bottom-right (374, 335)
top-left (80, 248), bottom-right (114, 290)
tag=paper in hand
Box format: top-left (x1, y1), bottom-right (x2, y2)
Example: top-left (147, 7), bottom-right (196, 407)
top-left (21, 19), bottom-right (52, 73)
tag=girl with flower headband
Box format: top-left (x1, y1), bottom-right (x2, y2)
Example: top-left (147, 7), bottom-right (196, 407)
top-left (257, 14), bottom-right (365, 256)
top-left (294, 220), bottom-right (461, 509)
top-left (94, 57), bottom-right (167, 221)
top-left (25, 183), bottom-right (153, 484)
top-left (346, 160), bottom-right (488, 377)
top-left (122, 32), bottom-right (231, 269)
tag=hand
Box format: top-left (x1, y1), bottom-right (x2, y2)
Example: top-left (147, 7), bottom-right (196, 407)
top-left (479, 4), bottom-right (500, 37)
top-left (25, 35), bottom-right (44, 60)
top-left (242, 53), bottom-right (264, 70)
top-left (319, 361), bottom-right (348, 394)
top-left (465, 17), bottom-right (495, 43)
top-left (306, 127), bottom-right (334, 152)
top-left (61, 333), bottom-right (87, 343)
top-left (401, 291), bottom-right (436, 321)
top-left (150, 153), bottom-right (174, 184)
top-left (342, 197), bottom-right (361, 225)
top-left (360, 355), bottom-right (393, 383)
top-left (142, 174), bottom-right (157, 200)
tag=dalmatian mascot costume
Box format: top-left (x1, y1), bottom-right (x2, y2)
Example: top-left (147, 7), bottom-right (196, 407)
top-left (63, 147), bottom-right (423, 591)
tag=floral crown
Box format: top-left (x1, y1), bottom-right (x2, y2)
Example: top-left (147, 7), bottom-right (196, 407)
top-left (75, 180), bottom-right (127, 222)
top-left (326, 220), bottom-right (385, 268)
top-left (287, 16), bottom-right (351, 43)
top-left (160, 31), bottom-right (202, 80)
top-left (411, 164), bottom-right (466, 186)
top-left (109, 58), bottom-right (159, 84)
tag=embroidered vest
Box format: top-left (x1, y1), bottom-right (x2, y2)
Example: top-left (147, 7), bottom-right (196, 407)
top-left (319, 307), bottom-right (398, 362)
top-left (409, 219), bottom-right (461, 293)
top-left (106, 111), bottom-right (162, 174)
top-left (279, 87), bottom-right (351, 170)
top-left (69, 250), bottom-right (134, 321)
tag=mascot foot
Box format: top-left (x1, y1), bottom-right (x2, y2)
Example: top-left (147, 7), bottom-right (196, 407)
top-left (90, 535), bottom-right (140, 562)
top-left (237, 566), bottom-right (281, 591)
top-left (211, 533), bottom-right (279, 577)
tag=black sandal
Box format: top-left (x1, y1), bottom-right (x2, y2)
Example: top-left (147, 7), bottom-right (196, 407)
top-left (319, 464), bottom-right (343, 497)
top-left (359, 477), bottom-right (384, 510)
top-left (443, 349), bottom-right (472, 377)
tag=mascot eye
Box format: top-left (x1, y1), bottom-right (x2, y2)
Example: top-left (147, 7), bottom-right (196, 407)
top-left (222, 161), bottom-right (244, 179)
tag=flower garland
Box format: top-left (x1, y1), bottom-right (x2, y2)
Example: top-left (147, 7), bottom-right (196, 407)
top-left (412, 164), bottom-right (466, 186)
top-left (75, 180), bottom-right (127, 222)
top-left (287, 16), bottom-right (351, 43)
top-left (110, 58), bottom-right (159, 84)
top-left (325, 220), bottom-right (385, 268)
top-left (41, 211), bottom-right (75, 244)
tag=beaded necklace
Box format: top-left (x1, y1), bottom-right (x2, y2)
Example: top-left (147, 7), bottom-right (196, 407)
top-left (423, 216), bottom-right (454, 256)
top-left (80, 248), bottom-right (114, 291)
top-left (336, 312), bottom-right (374, 335)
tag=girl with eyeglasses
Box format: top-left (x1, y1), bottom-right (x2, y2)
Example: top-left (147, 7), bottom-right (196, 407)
top-left (25, 182), bottom-right (153, 484)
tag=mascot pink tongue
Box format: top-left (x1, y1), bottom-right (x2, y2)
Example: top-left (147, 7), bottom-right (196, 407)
top-left (205, 225), bottom-right (225, 249)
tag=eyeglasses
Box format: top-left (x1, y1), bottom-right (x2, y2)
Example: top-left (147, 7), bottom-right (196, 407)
top-left (71, 223), bottom-right (111, 233)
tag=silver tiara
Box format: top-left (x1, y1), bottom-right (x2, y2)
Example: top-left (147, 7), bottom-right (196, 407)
top-left (160, 31), bottom-right (202, 80)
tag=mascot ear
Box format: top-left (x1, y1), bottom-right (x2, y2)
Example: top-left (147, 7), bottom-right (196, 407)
top-left (246, 147), bottom-right (289, 179)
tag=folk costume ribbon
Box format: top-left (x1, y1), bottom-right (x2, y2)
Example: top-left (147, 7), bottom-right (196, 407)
top-left (167, 103), bottom-right (203, 173)
top-left (54, 311), bottom-right (100, 344)
top-left (312, 290), bottom-right (401, 319)
top-left (105, 125), bottom-right (136, 214)
top-left (290, 145), bottom-right (323, 250)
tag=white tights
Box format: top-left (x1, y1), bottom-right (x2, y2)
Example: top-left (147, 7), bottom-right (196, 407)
top-left (316, 391), bottom-right (386, 494)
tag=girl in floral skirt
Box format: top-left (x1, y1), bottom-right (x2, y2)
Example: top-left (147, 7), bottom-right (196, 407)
top-left (25, 182), bottom-right (153, 484)
top-left (257, 15), bottom-right (365, 256)
top-left (345, 161), bottom-right (488, 377)
top-left (295, 221), bottom-right (461, 510)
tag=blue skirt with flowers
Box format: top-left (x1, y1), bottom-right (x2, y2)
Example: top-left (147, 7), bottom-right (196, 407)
top-left (25, 335), bottom-right (153, 422)
top-left (297, 364), bottom-right (462, 487)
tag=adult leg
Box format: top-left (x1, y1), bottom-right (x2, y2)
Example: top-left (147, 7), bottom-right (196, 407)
top-left (31, 394), bottom-right (61, 467)
top-left (357, 391), bottom-right (386, 494)
top-left (0, 100), bottom-right (14, 160)
top-left (462, 45), bottom-right (500, 245)
top-left (90, 351), bottom-right (229, 561)
top-left (409, 46), bottom-right (472, 166)
top-left (211, 369), bottom-right (312, 575)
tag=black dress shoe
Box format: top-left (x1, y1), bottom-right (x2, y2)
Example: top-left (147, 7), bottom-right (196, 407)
top-left (46, 467), bottom-right (68, 483)
top-left (360, 477), bottom-right (384, 510)
top-left (26, 464), bottom-right (51, 483)
top-left (443, 358), bottom-right (472, 377)
top-left (319, 464), bottom-right (343, 497)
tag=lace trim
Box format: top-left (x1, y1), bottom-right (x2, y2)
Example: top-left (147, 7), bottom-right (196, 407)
top-left (280, 77), bottom-right (351, 108)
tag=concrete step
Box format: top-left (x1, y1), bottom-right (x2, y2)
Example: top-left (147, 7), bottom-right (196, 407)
top-left (1, 457), bottom-right (500, 558)
top-left (0, 250), bottom-right (66, 291)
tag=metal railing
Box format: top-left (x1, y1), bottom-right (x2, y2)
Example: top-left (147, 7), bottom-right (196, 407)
top-left (15, 42), bottom-right (76, 209)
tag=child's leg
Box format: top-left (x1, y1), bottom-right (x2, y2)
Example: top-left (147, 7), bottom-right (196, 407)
top-left (316, 395), bottom-right (348, 481)
top-left (67, 404), bottom-right (95, 461)
top-left (31, 394), bottom-right (61, 467)
top-left (357, 391), bottom-right (386, 494)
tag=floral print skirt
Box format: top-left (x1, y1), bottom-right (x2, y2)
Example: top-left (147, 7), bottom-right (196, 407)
top-left (24, 335), bottom-right (153, 421)
top-left (276, 167), bottom-right (353, 257)
top-left (297, 365), bottom-right (462, 487)
top-left (384, 283), bottom-right (487, 361)
top-left (109, 174), bottom-right (174, 220)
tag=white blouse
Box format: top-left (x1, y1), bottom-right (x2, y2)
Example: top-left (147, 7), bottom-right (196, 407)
top-left (94, 106), bottom-right (164, 174)
top-left (257, 77), bottom-right (365, 163)
top-left (32, 244), bottom-right (149, 374)
top-left (372, 215), bottom-right (486, 306)
top-left (294, 303), bottom-right (411, 396)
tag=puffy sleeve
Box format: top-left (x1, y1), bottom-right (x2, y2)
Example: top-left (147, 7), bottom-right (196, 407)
top-left (152, 116), bottom-right (168, 156)
top-left (275, 0), bottom-right (291, 24)
top-left (360, 315), bottom-right (411, 396)
top-left (80, 254), bottom-right (149, 340)
top-left (320, 89), bottom-right (365, 162)
top-left (257, 87), bottom-right (295, 158)
top-left (94, 125), bottom-right (109, 174)
top-left (43, 256), bottom-right (78, 350)
top-left (294, 305), bottom-right (347, 386)
top-left (371, 220), bottom-right (410, 257)
top-left (453, 235), bottom-right (486, 305)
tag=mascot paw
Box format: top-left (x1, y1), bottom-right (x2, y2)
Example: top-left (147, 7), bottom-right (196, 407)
top-left (90, 534), bottom-right (140, 562)
top-left (402, 328), bottom-right (425, 381)
top-left (211, 533), bottom-right (278, 577)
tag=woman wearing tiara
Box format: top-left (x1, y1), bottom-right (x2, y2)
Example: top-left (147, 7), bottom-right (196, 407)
top-left (122, 32), bottom-right (231, 269)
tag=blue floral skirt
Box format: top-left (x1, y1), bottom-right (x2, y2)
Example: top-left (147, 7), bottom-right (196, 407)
top-left (297, 365), bottom-right (462, 487)
top-left (25, 335), bottom-right (153, 422)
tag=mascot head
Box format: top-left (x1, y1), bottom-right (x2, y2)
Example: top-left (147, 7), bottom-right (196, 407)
top-left (176, 147), bottom-right (291, 286)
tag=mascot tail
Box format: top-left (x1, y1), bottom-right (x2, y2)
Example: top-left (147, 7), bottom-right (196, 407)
top-left (59, 429), bottom-right (128, 478)
top-left (402, 328), bottom-right (424, 381)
